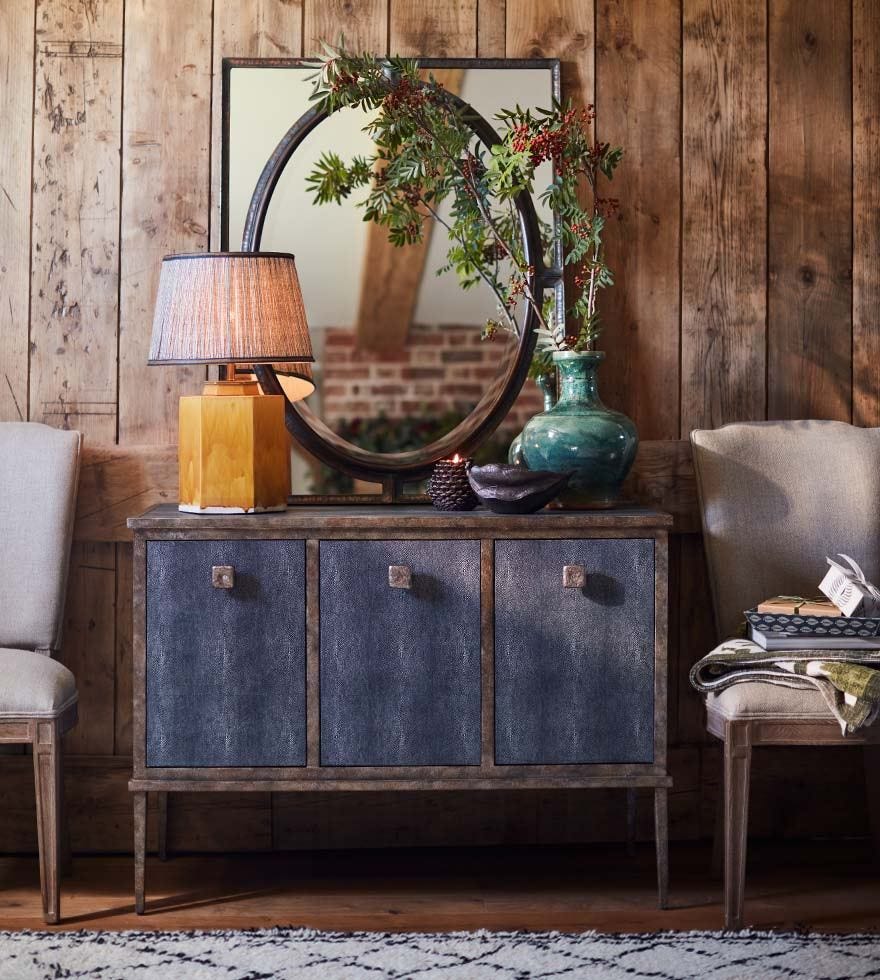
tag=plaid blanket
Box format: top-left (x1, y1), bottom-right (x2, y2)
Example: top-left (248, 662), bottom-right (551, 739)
top-left (690, 638), bottom-right (880, 734)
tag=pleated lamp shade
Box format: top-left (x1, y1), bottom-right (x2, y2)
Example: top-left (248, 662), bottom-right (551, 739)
top-left (149, 252), bottom-right (313, 365)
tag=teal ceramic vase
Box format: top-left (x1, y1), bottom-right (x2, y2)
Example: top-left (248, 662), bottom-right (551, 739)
top-left (508, 372), bottom-right (557, 465)
top-left (520, 350), bottom-right (638, 508)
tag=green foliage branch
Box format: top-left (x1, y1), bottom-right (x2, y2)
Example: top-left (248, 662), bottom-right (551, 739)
top-left (304, 41), bottom-right (623, 380)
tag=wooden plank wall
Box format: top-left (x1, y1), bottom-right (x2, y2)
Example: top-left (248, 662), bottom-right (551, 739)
top-left (2, 0), bottom-right (879, 854)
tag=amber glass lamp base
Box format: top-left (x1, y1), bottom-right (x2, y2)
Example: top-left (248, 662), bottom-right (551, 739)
top-left (178, 380), bottom-right (290, 514)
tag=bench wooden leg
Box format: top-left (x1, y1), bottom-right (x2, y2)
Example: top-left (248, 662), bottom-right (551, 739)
top-left (33, 721), bottom-right (62, 925)
top-left (723, 722), bottom-right (752, 930)
top-left (654, 787), bottom-right (669, 909)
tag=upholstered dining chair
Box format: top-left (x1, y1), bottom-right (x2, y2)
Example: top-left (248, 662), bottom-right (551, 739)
top-left (691, 420), bottom-right (880, 929)
top-left (0, 421), bottom-right (81, 924)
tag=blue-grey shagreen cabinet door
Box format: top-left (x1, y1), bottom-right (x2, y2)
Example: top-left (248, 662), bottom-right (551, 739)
top-left (495, 538), bottom-right (655, 765)
top-left (320, 539), bottom-right (482, 766)
top-left (146, 540), bottom-right (306, 767)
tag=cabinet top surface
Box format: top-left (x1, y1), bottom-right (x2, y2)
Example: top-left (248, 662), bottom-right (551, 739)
top-left (128, 503), bottom-right (672, 532)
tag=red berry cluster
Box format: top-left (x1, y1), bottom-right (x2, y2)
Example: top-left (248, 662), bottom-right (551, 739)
top-left (384, 75), bottom-right (429, 113)
top-left (508, 104), bottom-right (596, 175)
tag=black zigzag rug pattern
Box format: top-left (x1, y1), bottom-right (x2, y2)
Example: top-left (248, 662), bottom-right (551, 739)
top-left (2, 928), bottom-right (880, 979)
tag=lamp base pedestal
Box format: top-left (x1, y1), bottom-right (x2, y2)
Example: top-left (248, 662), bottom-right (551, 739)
top-left (178, 386), bottom-right (290, 514)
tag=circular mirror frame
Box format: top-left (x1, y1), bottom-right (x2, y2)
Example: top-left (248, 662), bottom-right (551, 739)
top-left (240, 67), bottom-right (557, 496)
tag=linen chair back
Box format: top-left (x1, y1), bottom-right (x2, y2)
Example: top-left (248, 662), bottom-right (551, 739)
top-left (0, 422), bottom-right (81, 652)
top-left (691, 420), bottom-right (880, 642)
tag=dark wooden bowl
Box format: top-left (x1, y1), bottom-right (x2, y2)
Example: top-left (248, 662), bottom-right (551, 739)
top-left (467, 463), bottom-right (571, 514)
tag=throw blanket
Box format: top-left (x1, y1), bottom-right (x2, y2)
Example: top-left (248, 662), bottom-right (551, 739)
top-left (690, 638), bottom-right (880, 734)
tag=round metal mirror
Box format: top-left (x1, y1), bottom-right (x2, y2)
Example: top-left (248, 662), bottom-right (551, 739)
top-left (232, 59), bottom-right (559, 499)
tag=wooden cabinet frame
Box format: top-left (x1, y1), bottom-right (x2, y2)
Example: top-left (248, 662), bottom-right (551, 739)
top-left (129, 506), bottom-right (672, 913)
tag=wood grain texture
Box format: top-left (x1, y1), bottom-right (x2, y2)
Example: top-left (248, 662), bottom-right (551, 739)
top-left (4, 841), bottom-right (880, 932)
top-left (30, 0), bottom-right (122, 441)
top-left (0, 0), bottom-right (34, 423)
top-left (74, 443), bottom-right (177, 542)
top-left (767, 0), bottom-right (852, 421)
top-left (681, 0), bottom-right (767, 432)
top-left (390, 0), bottom-right (478, 56)
top-left (597, 0), bottom-right (681, 440)
top-left (852, 0), bottom-right (880, 426)
top-left (118, 0), bottom-right (212, 444)
top-left (60, 543), bottom-right (116, 755)
top-left (304, 0), bottom-right (387, 55)
top-left (477, 0), bottom-right (505, 56)
top-left (210, 0), bottom-right (304, 251)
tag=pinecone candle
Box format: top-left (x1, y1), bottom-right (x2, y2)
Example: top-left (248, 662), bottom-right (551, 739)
top-left (427, 455), bottom-right (478, 511)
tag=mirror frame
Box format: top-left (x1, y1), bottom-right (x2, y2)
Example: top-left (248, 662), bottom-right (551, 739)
top-left (222, 57), bottom-right (562, 501)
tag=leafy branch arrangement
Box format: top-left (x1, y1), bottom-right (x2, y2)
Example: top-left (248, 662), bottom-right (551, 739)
top-left (305, 42), bottom-right (623, 375)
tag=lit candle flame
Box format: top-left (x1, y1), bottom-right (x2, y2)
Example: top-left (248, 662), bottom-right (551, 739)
top-left (452, 453), bottom-right (461, 464)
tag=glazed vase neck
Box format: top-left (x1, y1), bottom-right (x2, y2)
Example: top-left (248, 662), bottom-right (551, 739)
top-left (554, 352), bottom-right (605, 408)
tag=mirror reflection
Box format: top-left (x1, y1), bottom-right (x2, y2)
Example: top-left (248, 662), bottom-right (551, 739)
top-left (225, 62), bottom-right (556, 493)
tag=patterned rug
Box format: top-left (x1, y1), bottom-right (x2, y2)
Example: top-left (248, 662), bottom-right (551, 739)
top-left (2, 928), bottom-right (880, 979)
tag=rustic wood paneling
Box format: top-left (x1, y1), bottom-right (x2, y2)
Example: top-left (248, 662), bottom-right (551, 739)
top-left (0, 0), bottom-right (34, 423)
top-left (117, 0), bottom-right (212, 445)
top-left (30, 0), bottom-right (122, 440)
top-left (767, 0), bottom-right (852, 421)
top-left (1, 0), bottom-right (876, 853)
top-left (30, 0), bottom-right (124, 757)
top-left (681, 0), bottom-right (767, 432)
top-left (852, 0), bottom-right (880, 426)
top-left (304, 0), bottom-right (387, 55)
top-left (391, 0), bottom-right (478, 56)
top-left (211, 0), bottom-right (304, 251)
top-left (477, 0), bottom-right (505, 57)
top-left (597, 0), bottom-right (681, 440)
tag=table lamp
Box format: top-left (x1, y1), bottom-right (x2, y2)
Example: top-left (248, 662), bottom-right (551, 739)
top-left (149, 251), bottom-right (313, 514)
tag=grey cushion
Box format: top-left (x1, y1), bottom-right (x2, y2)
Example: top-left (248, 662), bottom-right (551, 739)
top-left (0, 423), bottom-right (81, 650)
top-left (691, 421), bottom-right (880, 641)
top-left (707, 682), bottom-right (834, 721)
top-left (0, 648), bottom-right (77, 718)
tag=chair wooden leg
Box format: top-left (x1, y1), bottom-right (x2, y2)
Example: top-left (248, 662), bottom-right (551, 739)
top-left (134, 791), bottom-right (146, 915)
top-left (33, 720), bottom-right (62, 925)
top-left (626, 788), bottom-right (637, 857)
top-left (157, 791), bottom-right (168, 861)
top-left (863, 745), bottom-right (880, 861)
top-left (654, 787), bottom-right (669, 909)
top-left (723, 721), bottom-right (752, 930)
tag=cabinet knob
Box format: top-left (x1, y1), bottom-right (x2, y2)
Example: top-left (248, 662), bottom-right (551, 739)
top-left (388, 565), bottom-right (412, 589)
top-left (212, 565), bottom-right (235, 589)
top-left (563, 564), bottom-right (587, 589)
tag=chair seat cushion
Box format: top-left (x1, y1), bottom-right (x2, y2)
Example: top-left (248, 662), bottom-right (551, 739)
top-left (707, 681), bottom-right (834, 721)
top-left (0, 648), bottom-right (77, 718)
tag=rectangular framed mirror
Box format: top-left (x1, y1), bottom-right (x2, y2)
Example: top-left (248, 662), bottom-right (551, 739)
top-left (221, 57), bottom-right (560, 497)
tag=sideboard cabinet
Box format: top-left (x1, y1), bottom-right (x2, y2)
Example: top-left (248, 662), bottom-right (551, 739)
top-left (128, 505), bottom-right (671, 912)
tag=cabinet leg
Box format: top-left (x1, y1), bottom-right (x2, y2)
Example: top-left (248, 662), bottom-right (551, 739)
top-left (157, 792), bottom-right (168, 862)
top-left (626, 788), bottom-right (637, 857)
top-left (133, 791), bottom-right (146, 915)
top-left (654, 787), bottom-right (669, 910)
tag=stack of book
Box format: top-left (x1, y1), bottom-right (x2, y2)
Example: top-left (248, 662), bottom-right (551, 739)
top-left (746, 595), bottom-right (880, 652)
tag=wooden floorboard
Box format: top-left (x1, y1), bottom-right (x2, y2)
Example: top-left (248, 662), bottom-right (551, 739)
top-left (0, 841), bottom-right (878, 933)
